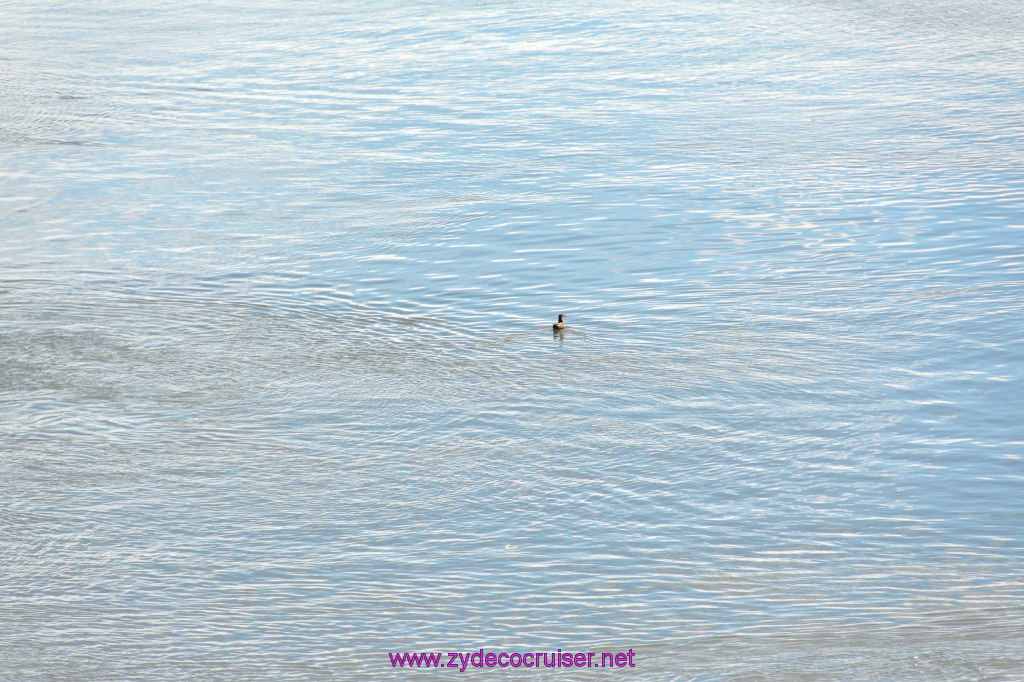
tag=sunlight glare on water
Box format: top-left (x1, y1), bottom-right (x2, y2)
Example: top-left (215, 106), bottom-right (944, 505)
top-left (2, 0), bottom-right (1023, 678)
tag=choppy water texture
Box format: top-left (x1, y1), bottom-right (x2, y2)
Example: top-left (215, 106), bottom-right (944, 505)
top-left (2, 0), bottom-right (1024, 679)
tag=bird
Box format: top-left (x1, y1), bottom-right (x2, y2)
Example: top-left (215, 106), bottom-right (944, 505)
top-left (552, 314), bottom-right (566, 330)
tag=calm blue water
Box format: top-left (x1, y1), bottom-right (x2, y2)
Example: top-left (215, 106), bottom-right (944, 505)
top-left (2, 0), bottom-right (1023, 679)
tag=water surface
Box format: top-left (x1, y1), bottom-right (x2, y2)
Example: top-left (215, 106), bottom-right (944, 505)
top-left (2, 0), bottom-right (1023, 678)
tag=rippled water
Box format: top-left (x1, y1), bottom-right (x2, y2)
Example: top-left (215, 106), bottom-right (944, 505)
top-left (2, 0), bottom-right (1023, 678)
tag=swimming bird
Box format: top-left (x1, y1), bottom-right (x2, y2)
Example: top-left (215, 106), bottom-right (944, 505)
top-left (552, 314), bottom-right (566, 330)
